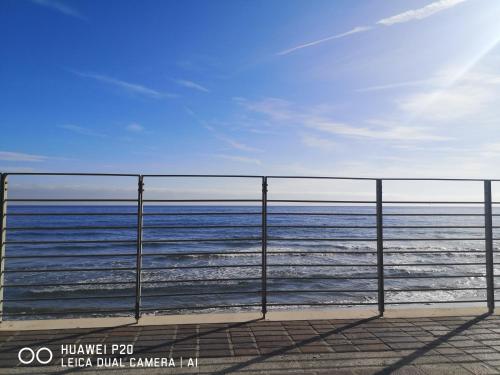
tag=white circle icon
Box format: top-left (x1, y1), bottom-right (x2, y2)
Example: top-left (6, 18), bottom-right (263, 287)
top-left (18, 347), bottom-right (53, 365)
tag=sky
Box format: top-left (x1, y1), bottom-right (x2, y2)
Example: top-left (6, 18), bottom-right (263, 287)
top-left (2, 0), bottom-right (500, 199)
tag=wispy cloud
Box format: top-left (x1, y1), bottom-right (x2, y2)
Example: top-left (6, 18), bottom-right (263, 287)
top-left (301, 134), bottom-right (338, 151)
top-left (59, 124), bottom-right (107, 138)
top-left (71, 71), bottom-right (176, 99)
top-left (125, 123), bottom-right (145, 132)
top-left (396, 67), bottom-right (500, 122)
top-left (186, 107), bottom-right (262, 152)
top-left (278, 0), bottom-right (467, 56)
top-left (175, 79), bottom-right (210, 93)
top-left (0, 151), bottom-right (49, 162)
top-left (310, 119), bottom-right (450, 141)
top-left (239, 97), bottom-right (450, 142)
top-left (215, 154), bottom-right (261, 165)
top-left (31, 0), bottom-right (86, 20)
top-left (215, 134), bottom-right (262, 152)
top-left (377, 0), bottom-right (467, 26)
top-left (355, 79), bottom-right (432, 92)
top-left (277, 26), bottom-right (371, 56)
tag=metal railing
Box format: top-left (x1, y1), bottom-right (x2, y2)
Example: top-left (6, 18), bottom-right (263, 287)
top-left (0, 173), bottom-right (498, 320)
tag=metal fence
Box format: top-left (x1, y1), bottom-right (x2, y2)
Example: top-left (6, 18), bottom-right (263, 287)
top-left (0, 173), bottom-right (498, 320)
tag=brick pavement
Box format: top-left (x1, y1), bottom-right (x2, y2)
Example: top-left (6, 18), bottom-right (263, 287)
top-left (1, 314), bottom-right (500, 374)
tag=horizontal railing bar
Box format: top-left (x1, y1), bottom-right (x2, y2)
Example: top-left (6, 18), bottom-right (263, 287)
top-left (6, 199), bottom-right (137, 202)
top-left (4, 172), bottom-right (140, 177)
top-left (268, 199), bottom-right (375, 204)
top-left (4, 239), bottom-right (136, 245)
top-left (386, 275), bottom-right (485, 279)
top-left (384, 213), bottom-right (484, 216)
top-left (268, 264), bottom-right (376, 267)
top-left (142, 251), bottom-right (261, 257)
top-left (383, 225), bottom-right (485, 229)
top-left (265, 225), bottom-right (489, 229)
top-left (268, 251), bottom-right (377, 254)
top-left (143, 238), bottom-right (261, 243)
top-left (3, 253), bottom-right (135, 259)
top-left (267, 289), bottom-right (379, 293)
top-left (6, 225), bottom-right (137, 231)
top-left (143, 199), bottom-right (260, 202)
top-left (268, 225), bottom-right (376, 229)
top-left (140, 304), bottom-right (261, 311)
top-left (269, 176), bottom-right (487, 181)
top-left (384, 250), bottom-right (485, 254)
top-left (268, 212), bottom-right (376, 216)
top-left (142, 265), bottom-right (260, 270)
top-left (267, 302), bottom-right (378, 306)
top-left (383, 201), bottom-right (483, 204)
top-left (3, 267), bottom-right (135, 273)
top-left (142, 174), bottom-right (262, 178)
top-left (142, 291), bottom-right (261, 298)
top-left (5, 212), bottom-right (137, 216)
top-left (143, 212), bottom-right (261, 216)
top-left (382, 177), bottom-right (487, 181)
top-left (386, 287), bottom-right (487, 292)
top-left (385, 300), bottom-right (486, 304)
top-left (268, 276), bottom-right (378, 280)
top-left (141, 277), bottom-right (262, 283)
top-left (4, 281), bottom-right (136, 288)
top-left (384, 238), bottom-right (485, 241)
top-left (385, 263), bottom-right (486, 266)
top-left (266, 176), bottom-right (378, 180)
top-left (2, 294), bottom-right (136, 302)
top-left (2, 308), bottom-right (134, 316)
top-left (142, 225), bottom-right (262, 229)
top-left (267, 238), bottom-right (376, 241)
top-left (3, 173), bottom-right (495, 180)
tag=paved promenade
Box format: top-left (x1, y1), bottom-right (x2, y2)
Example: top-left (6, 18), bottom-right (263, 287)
top-left (2, 313), bottom-right (500, 374)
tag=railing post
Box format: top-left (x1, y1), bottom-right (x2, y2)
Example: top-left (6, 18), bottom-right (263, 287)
top-left (484, 180), bottom-right (494, 313)
top-left (376, 179), bottom-right (384, 316)
top-left (261, 177), bottom-right (268, 319)
top-left (135, 175), bottom-right (144, 321)
top-left (0, 174), bottom-right (7, 322)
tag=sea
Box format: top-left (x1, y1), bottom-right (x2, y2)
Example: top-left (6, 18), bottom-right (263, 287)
top-left (2, 205), bottom-right (497, 319)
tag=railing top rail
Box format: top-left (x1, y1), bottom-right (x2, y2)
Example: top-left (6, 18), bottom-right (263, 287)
top-left (142, 174), bottom-right (262, 178)
top-left (2, 173), bottom-right (499, 182)
top-left (3, 172), bottom-right (140, 177)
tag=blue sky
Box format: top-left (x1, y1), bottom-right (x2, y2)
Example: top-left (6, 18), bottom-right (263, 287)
top-left (2, 0), bottom-right (500, 183)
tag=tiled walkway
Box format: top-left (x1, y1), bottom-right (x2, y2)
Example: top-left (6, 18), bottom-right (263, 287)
top-left (2, 314), bottom-right (500, 374)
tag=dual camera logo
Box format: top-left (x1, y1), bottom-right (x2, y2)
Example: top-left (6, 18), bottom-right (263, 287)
top-left (18, 347), bottom-right (53, 365)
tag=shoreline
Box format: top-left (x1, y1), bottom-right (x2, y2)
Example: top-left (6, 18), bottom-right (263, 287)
top-left (0, 303), bottom-right (492, 331)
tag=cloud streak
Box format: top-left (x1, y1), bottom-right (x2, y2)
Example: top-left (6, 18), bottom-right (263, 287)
top-left (175, 79), bottom-right (210, 93)
top-left (239, 97), bottom-right (450, 142)
top-left (277, 26), bottom-right (371, 56)
top-left (72, 71), bottom-right (176, 99)
top-left (377, 0), bottom-right (467, 26)
top-left (0, 151), bottom-right (49, 162)
top-left (32, 0), bottom-right (86, 20)
top-left (278, 0), bottom-right (467, 55)
top-left (215, 154), bottom-right (261, 165)
top-left (126, 123), bottom-right (145, 133)
top-left (215, 134), bottom-right (262, 153)
top-left (59, 124), bottom-right (107, 138)
top-left (186, 107), bottom-right (262, 153)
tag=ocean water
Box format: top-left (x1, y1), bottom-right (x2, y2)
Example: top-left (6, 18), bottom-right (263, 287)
top-left (2, 205), bottom-right (498, 319)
